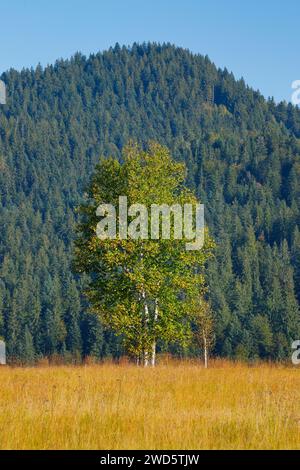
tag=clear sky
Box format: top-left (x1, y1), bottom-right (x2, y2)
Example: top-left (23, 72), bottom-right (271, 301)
top-left (1, 0), bottom-right (299, 102)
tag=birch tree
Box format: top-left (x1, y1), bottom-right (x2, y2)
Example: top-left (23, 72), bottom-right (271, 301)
top-left (193, 298), bottom-right (214, 368)
top-left (74, 142), bottom-right (214, 366)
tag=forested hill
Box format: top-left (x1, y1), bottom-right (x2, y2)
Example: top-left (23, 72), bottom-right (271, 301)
top-left (0, 43), bottom-right (300, 362)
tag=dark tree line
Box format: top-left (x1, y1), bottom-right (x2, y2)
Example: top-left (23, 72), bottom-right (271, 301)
top-left (0, 43), bottom-right (299, 362)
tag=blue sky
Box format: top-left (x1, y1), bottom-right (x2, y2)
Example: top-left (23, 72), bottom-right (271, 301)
top-left (1, 0), bottom-right (299, 102)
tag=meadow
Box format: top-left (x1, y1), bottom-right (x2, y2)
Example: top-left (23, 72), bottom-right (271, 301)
top-left (0, 360), bottom-right (299, 450)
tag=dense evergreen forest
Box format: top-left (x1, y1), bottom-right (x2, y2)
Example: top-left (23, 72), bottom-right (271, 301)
top-left (0, 43), bottom-right (299, 362)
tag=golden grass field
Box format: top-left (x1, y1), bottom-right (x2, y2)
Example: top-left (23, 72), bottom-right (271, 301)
top-left (0, 359), bottom-right (299, 450)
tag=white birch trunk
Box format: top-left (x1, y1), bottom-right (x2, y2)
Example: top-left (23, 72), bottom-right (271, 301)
top-left (144, 352), bottom-right (149, 367)
top-left (151, 299), bottom-right (159, 367)
top-left (151, 341), bottom-right (156, 367)
top-left (140, 250), bottom-right (150, 367)
top-left (142, 292), bottom-right (149, 367)
top-left (203, 333), bottom-right (208, 369)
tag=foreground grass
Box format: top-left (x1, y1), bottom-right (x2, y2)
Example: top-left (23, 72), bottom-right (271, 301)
top-left (0, 360), bottom-right (299, 449)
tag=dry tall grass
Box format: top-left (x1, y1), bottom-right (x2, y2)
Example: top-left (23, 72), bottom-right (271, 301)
top-left (0, 360), bottom-right (299, 449)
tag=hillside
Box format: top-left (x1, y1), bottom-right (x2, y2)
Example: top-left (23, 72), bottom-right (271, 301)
top-left (0, 43), bottom-right (299, 361)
